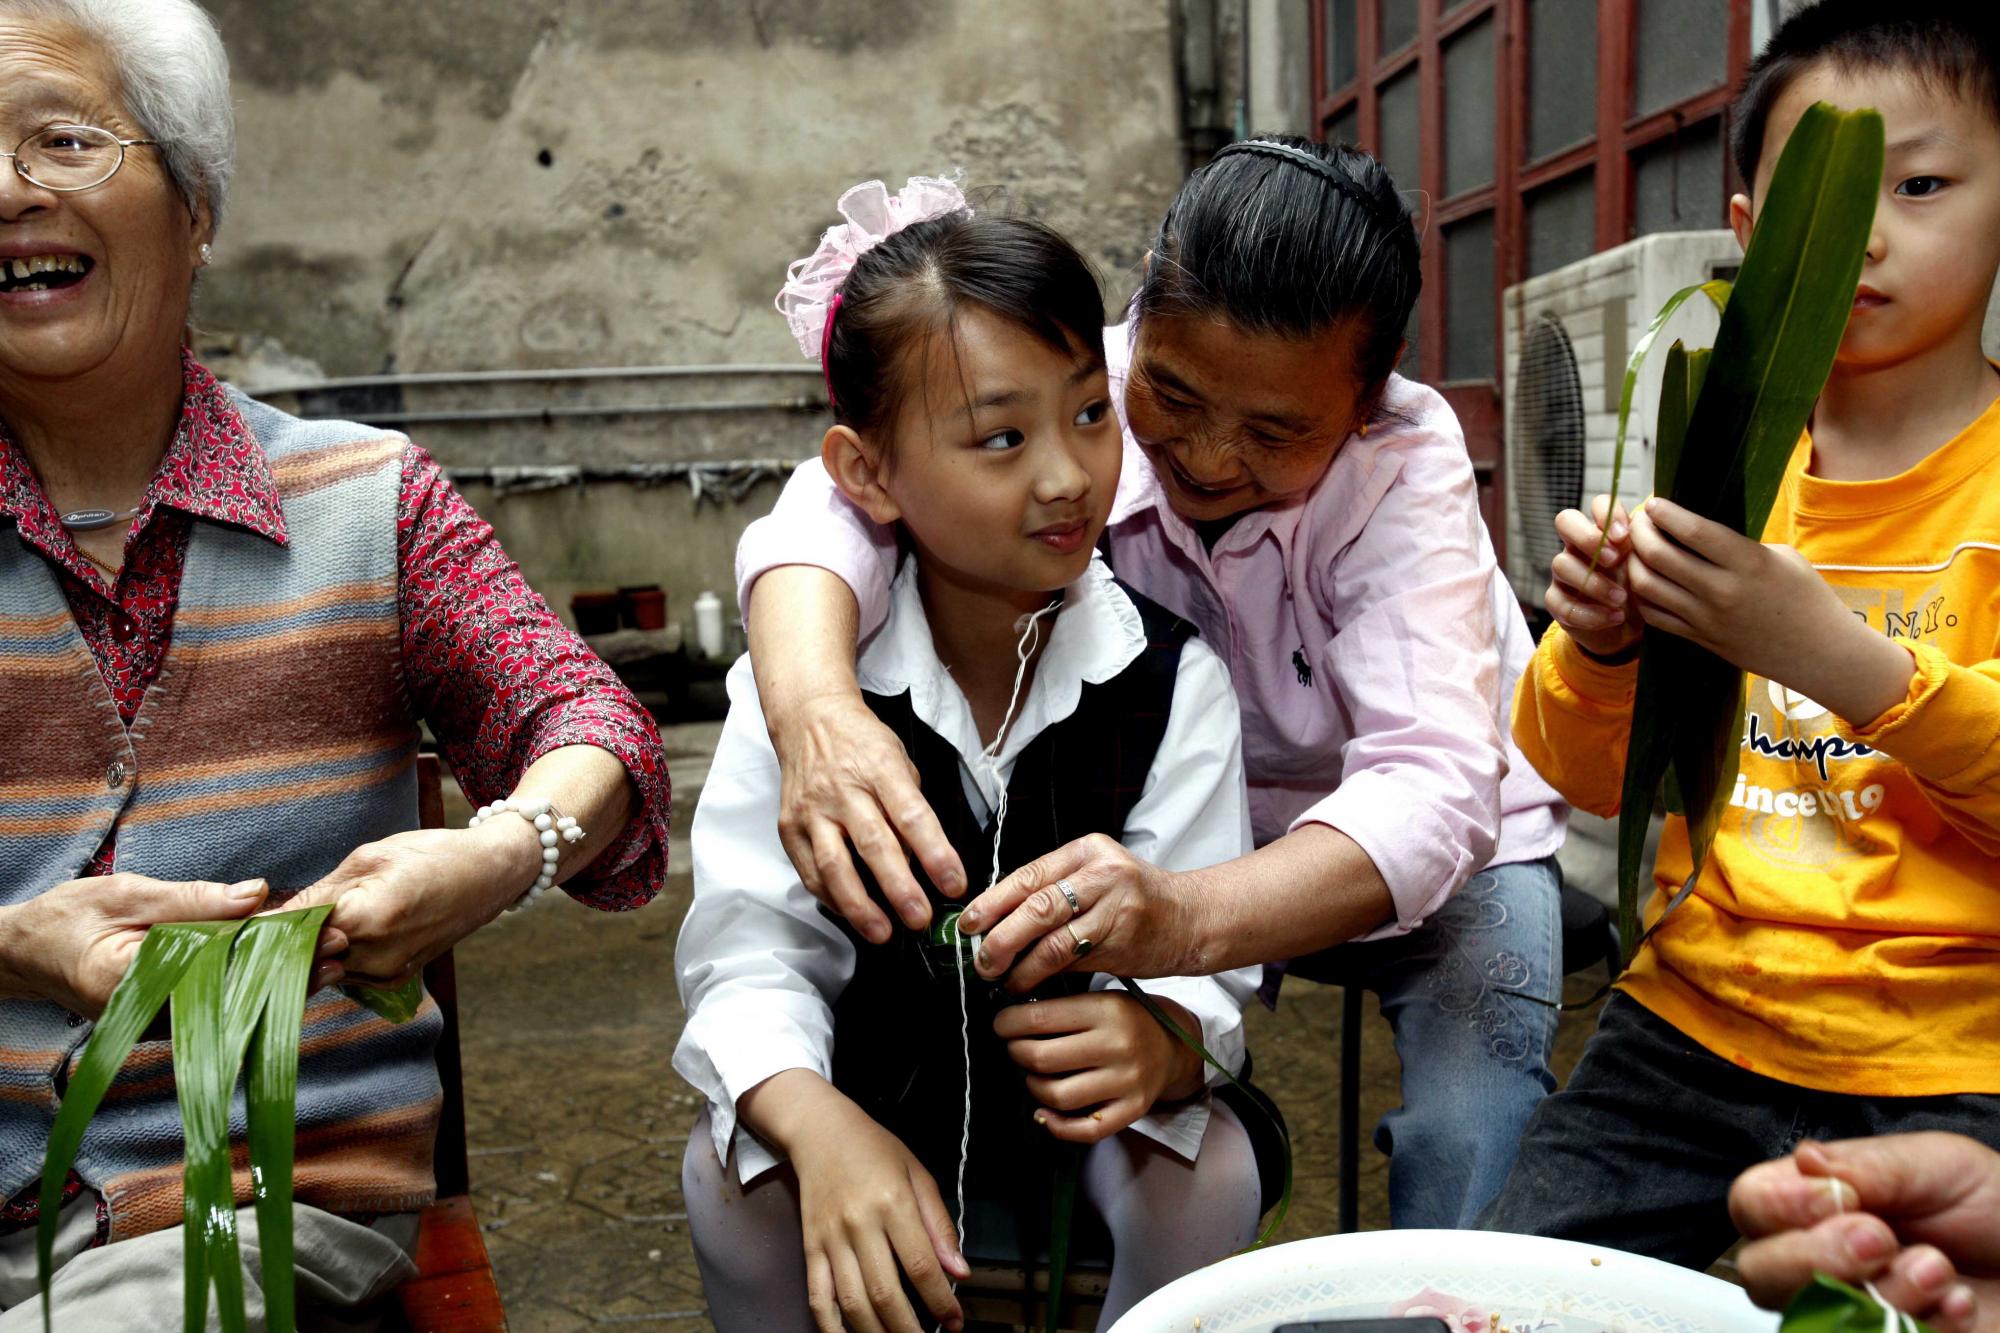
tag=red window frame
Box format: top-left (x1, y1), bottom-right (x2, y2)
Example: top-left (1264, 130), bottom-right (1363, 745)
top-left (1310, 0), bottom-right (1751, 550)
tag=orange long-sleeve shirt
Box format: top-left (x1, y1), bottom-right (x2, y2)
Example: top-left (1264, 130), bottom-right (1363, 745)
top-left (1514, 402), bottom-right (2000, 1096)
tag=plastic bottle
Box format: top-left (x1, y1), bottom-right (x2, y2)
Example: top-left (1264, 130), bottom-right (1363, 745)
top-left (692, 591), bottom-right (725, 659)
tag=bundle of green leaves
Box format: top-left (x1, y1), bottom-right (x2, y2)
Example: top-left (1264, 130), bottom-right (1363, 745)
top-left (35, 907), bottom-right (421, 1333)
top-left (1595, 102), bottom-right (1887, 958)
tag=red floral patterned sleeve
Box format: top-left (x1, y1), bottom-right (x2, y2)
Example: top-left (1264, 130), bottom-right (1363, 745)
top-left (397, 444), bottom-right (668, 910)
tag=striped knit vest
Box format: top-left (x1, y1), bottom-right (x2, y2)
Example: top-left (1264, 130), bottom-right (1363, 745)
top-left (0, 394), bottom-right (443, 1240)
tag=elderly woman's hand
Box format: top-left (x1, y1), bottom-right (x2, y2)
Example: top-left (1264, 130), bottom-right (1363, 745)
top-left (956, 833), bottom-right (1203, 991)
top-left (770, 689), bottom-right (964, 944)
top-left (0, 874), bottom-right (273, 1017)
top-left (287, 820), bottom-right (543, 992)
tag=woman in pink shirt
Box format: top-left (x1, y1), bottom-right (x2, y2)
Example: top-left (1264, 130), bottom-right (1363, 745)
top-left (737, 137), bottom-right (1569, 1227)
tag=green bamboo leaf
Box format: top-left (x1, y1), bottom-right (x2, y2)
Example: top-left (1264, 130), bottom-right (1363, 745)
top-left (1612, 103), bottom-right (1883, 959)
top-left (1653, 343), bottom-right (1710, 504)
top-left (171, 922), bottom-right (251, 1333)
top-left (1589, 280), bottom-right (1731, 571)
top-left (1681, 689), bottom-right (1748, 882)
top-left (1615, 646), bottom-right (1676, 959)
top-left (1679, 104), bottom-right (1883, 541)
top-left (1043, 1145), bottom-right (1082, 1333)
top-left (1117, 978), bottom-right (1291, 1246)
top-left (37, 921), bottom-right (234, 1333)
top-left (342, 976), bottom-right (423, 1024)
top-left (1781, 1273), bottom-right (1935, 1331)
top-left (1654, 341), bottom-right (1739, 872)
top-left (243, 907), bottom-right (330, 1333)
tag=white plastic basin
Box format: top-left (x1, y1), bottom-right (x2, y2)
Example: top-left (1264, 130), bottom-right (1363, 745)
top-left (1109, 1229), bottom-right (1781, 1333)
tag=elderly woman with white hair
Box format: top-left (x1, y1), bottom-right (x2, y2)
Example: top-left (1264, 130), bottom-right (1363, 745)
top-left (0, 1), bottom-right (671, 1324)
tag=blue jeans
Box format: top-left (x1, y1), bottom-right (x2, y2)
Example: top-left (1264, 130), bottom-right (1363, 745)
top-left (1283, 855), bottom-right (1562, 1228)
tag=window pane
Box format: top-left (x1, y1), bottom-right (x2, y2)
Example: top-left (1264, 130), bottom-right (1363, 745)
top-left (1445, 211), bottom-right (1497, 381)
top-left (1633, 118), bottom-right (1725, 235)
top-left (1327, 103), bottom-right (1360, 148)
top-left (1632, 0), bottom-right (1727, 117)
top-left (1376, 67), bottom-right (1421, 201)
top-left (1379, 0), bottom-right (1419, 55)
top-left (1527, 0), bottom-right (1598, 160)
top-left (1526, 170), bottom-right (1596, 277)
top-left (1327, 0), bottom-right (1360, 89)
top-left (1444, 17), bottom-right (1496, 196)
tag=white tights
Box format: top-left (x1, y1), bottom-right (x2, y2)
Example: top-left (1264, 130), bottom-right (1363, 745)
top-left (683, 1101), bottom-right (1262, 1330)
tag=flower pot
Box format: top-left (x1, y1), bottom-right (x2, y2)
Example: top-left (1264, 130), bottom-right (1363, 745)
top-left (626, 587), bottom-right (667, 631)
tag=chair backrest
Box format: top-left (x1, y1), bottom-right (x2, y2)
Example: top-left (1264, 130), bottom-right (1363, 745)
top-left (416, 754), bottom-right (472, 1198)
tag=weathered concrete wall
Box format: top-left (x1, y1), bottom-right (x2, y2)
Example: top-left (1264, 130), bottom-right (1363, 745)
top-left (194, 0), bottom-right (1189, 636)
top-left (203, 0), bottom-right (1183, 379)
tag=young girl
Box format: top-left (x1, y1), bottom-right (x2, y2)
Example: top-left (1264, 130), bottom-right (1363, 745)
top-left (674, 178), bottom-right (1270, 1333)
top-left (734, 139), bottom-right (1568, 1228)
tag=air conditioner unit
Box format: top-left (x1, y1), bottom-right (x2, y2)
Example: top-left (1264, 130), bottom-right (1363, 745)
top-left (1500, 231), bottom-right (1742, 605)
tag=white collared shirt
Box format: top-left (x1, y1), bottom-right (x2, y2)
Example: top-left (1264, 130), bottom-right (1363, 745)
top-left (674, 556), bottom-right (1258, 1183)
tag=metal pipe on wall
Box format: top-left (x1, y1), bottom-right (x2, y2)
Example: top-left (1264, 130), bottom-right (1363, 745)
top-left (325, 397), bottom-right (825, 428)
top-left (257, 362), bottom-right (820, 400)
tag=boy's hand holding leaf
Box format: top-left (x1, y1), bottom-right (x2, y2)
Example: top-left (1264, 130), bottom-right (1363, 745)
top-left (1627, 497), bottom-right (1915, 728)
top-left (1547, 494), bottom-right (1642, 661)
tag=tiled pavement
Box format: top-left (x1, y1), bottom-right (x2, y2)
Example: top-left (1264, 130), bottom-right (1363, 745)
top-left (448, 721), bottom-right (1603, 1330)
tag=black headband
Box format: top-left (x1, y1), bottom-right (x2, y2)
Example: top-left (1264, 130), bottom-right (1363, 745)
top-left (1210, 139), bottom-right (1403, 227)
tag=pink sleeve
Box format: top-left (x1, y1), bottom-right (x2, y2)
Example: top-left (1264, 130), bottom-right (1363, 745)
top-left (1290, 391), bottom-right (1506, 932)
top-left (734, 459), bottom-right (900, 637)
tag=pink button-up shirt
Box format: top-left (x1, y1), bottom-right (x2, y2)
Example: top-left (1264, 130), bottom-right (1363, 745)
top-left (737, 322), bottom-right (1565, 933)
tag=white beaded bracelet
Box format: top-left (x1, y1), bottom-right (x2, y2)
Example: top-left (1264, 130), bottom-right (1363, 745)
top-left (467, 796), bottom-right (586, 911)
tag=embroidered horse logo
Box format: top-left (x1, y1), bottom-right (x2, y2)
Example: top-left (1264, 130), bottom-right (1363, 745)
top-left (1292, 646), bottom-right (1313, 687)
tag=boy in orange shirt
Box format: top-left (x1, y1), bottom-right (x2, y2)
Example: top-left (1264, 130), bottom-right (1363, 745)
top-left (1483, 1), bottom-right (2000, 1311)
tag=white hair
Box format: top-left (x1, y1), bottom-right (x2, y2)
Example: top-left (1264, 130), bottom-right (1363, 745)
top-left (3, 0), bottom-right (235, 226)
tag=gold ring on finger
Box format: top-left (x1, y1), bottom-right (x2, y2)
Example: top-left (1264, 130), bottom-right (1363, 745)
top-left (1067, 923), bottom-right (1093, 959)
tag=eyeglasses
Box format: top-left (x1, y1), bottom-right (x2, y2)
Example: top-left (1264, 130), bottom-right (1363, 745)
top-left (3, 124), bottom-right (160, 193)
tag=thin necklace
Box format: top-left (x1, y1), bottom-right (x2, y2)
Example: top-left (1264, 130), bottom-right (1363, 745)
top-left (59, 506), bottom-right (140, 531)
top-left (72, 545), bottom-right (121, 578)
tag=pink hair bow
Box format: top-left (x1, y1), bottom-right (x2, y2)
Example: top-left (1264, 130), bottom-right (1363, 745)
top-left (774, 175), bottom-right (972, 364)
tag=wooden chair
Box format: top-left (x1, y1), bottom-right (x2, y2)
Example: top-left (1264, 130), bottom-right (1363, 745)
top-left (394, 754), bottom-right (509, 1330)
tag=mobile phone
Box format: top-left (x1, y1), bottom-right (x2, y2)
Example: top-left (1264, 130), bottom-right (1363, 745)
top-left (1271, 1321), bottom-right (1454, 1333)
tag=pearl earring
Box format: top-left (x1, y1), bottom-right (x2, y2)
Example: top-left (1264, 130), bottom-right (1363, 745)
top-left (198, 243), bottom-right (212, 265)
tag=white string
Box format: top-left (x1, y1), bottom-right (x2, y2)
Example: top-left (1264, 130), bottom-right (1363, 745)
top-left (1863, 1281), bottom-right (1919, 1333)
top-left (948, 599), bottom-right (1060, 1277)
top-left (1830, 1176), bottom-right (1917, 1333)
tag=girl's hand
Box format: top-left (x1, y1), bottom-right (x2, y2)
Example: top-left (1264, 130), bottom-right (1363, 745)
top-left (1731, 1136), bottom-right (2000, 1332)
top-left (959, 833), bottom-right (1205, 992)
top-left (285, 821), bottom-right (543, 992)
top-left (1546, 494), bottom-right (1642, 660)
top-left (771, 690), bottom-right (966, 943)
top-left (1627, 499), bottom-right (1914, 726)
top-left (995, 992), bottom-right (1204, 1144)
top-left (0, 874), bottom-right (274, 1017)
top-left (744, 1072), bottom-right (969, 1333)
